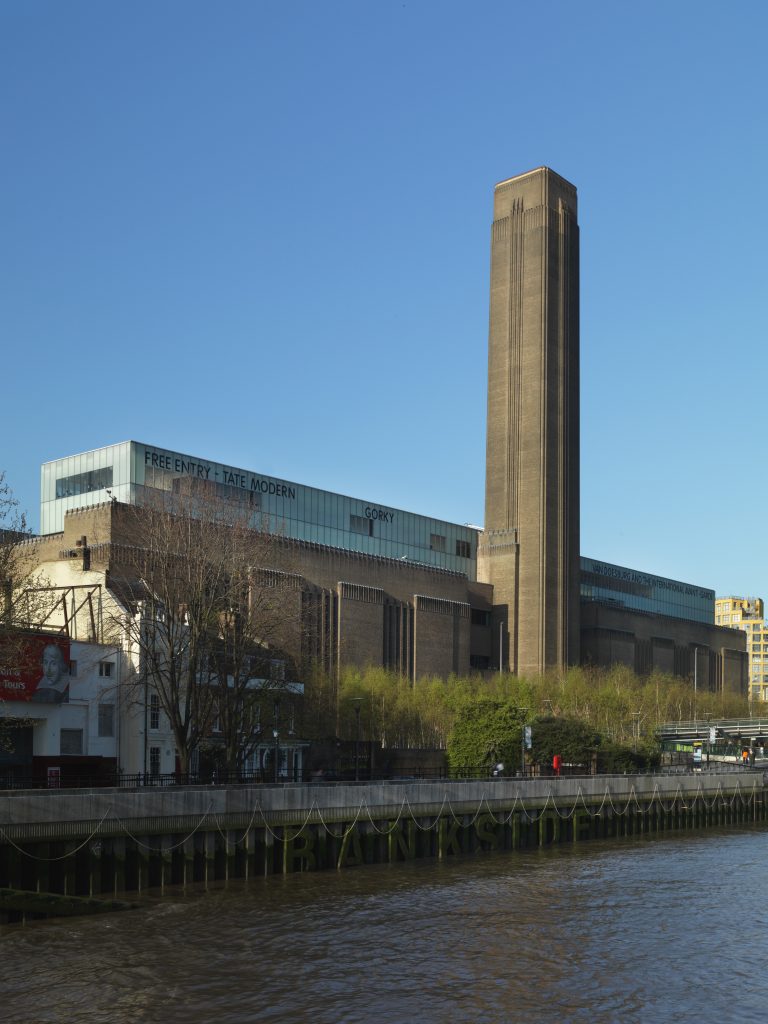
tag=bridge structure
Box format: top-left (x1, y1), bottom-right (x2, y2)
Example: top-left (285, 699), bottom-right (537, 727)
top-left (657, 719), bottom-right (768, 766)
top-left (657, 718), bottom-right (768, 742)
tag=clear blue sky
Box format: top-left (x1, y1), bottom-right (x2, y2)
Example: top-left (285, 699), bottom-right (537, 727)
top-left (3, 0), bottom-right (766, 598)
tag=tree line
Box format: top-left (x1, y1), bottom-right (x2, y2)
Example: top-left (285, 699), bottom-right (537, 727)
top-left (307, 662), bottom-right (754, 771)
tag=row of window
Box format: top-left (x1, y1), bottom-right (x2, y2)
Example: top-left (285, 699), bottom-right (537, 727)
top-left (59, 704), bottom-right (115, 754)
top-left (350, 514), bottom-right (374, 537)
top-left (55, 466), bottom-right (113, 499)
top-left (67, 660), bottom-right (114, 678)
top-left (718, 599), bottom-right (762, 615)
top-left (346, 516), bottom-right (473, 558)
top-left (717, 615), bottom-right (767, 631)
top-left (142, 457), bottom-right (474, 550)
top-left (60, 696), bottom-right (166, 755)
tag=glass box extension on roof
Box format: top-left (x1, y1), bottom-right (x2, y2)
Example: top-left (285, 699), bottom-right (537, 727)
top-left (41, 441), bottom-right (478, 575)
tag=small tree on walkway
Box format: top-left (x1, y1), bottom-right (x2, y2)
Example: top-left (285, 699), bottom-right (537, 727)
top-left (446, 698), bottom-right (527, 772)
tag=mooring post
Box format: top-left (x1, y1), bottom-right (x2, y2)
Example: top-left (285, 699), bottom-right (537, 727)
top-left (159, 836), bottom-right (172, 891)
top-left (62, 842), bottom-right (77, 896)
top-left (88, 839), bottom-right (103, 896)
top-left (203, 831), bottom-right (216, 885)
top-left (112, 837), bottom-right (126, 896)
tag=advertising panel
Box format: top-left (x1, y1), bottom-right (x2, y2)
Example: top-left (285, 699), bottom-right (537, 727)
top-left (0, 634), bottom-right (71, 704)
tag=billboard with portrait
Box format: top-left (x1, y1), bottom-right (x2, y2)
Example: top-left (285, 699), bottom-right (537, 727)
top-left (0, 634), bottom-right (71, 704)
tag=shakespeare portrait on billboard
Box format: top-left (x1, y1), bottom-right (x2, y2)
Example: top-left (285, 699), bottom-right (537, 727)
top-left (31, 644), bottom-right (70, 703)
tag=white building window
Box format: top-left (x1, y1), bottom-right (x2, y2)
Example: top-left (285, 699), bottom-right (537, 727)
top-left (98, 703), bottom-right (115, 738)
top-left (150, 693), bottom-right (160, 730)
top-left (61, 729), bottom-right (84, 755)
top-left (99, 662), bottom-right (114, 678)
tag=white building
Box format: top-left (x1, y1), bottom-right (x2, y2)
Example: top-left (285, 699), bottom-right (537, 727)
top-left (0, 634), bottom-right (129, 784)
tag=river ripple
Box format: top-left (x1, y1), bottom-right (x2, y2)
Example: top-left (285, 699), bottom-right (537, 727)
top-left (1, 826), bottom-right (766, 1024)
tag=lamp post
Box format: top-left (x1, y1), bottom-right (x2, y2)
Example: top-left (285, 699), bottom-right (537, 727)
top-left (631, 711), bottom-right (641, 753)
top-left (693, 646), bottom-right (700, 724)
top-left (517, 707), bottom-right (529, 777)
top-left (352, 698), bottom-right (363, 781)
top-left (273, 698), bottom-right (281, 784)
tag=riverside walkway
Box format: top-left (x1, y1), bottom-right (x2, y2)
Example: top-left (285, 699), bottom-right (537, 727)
top-left (0, 770), bottom-right (765, 919)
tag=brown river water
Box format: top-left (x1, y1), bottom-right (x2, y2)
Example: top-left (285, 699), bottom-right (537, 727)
top-left (1, 825), bottom-right (766, 1024)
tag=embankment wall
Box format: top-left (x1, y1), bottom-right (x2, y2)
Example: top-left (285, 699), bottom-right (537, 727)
top-left (0, 773), bottom-right (764, 913)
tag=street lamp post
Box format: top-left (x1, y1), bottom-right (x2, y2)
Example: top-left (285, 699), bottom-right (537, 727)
top-left (353, 698), bottom-right (363, 781)
top-left (704, 713), bottom-right (713, 766)
top-left (273, 698), bottom-right (281, 784)
top-left (631, 711), bottom-right (641, 753)
top-left (693, 646), bottom-right (700, 724)
top-left (517, 707), bottom-right (529, 777)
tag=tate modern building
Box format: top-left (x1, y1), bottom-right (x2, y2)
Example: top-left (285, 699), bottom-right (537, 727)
top-left (31, 169), bottom-right (747, 694)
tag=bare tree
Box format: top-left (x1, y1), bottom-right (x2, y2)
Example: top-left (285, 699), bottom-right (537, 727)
top-left (0, 472), bottom-right (35, 634)
top-left (0, 473), bottom-right (52, 751)
top-left (210, 563), bottom-right (303, 775)
top-left (109, 490), bottom-right (302, 775)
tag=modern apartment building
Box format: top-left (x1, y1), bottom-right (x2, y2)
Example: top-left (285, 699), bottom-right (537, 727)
top-left (715, 597), bottom-right (767, 700)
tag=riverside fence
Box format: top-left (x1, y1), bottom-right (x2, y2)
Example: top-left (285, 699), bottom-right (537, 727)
top-left (1, 771), bottom-right (766, 921)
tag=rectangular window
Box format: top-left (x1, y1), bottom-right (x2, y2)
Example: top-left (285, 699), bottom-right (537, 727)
top-left (430, 533), bottom-right (446, 552)
top-left (99, 662), bottom-right (114, 678)
top-left (270, 659), bottom-right (286, 680)
top-left (469, 655), bottom-right (490, 670)
top-left (471, 609), bottom-right (491, 627)
top-left (350, 514), bottom-right (373, 536)
top-left (55, 466), bottom-right (113, 499)
top-left (149, 746), bottom-right (161, 776)
top-left (150, 693), bottom-right (160, 730)
top-left (98, 703), bottom-right (115, 738)
top-left (172, 476), bottom-right (261, 511)
top-left (456, 539), bottom-right (471, 559)
top-left (61, 729), bottom-right (84, 755)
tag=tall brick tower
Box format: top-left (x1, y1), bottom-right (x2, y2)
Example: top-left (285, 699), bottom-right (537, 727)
top-left (477, 167), bottom-right (580, 675)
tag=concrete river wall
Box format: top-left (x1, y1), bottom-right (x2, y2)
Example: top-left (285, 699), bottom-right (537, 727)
top-left (0, 772), bottom-right (765, 917)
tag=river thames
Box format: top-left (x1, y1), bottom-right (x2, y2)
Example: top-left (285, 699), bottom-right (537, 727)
top-left (1, 824), bottom-right (766, 1023)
